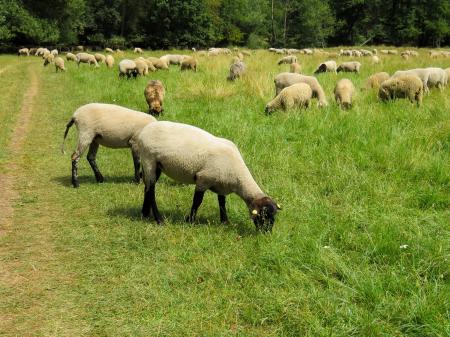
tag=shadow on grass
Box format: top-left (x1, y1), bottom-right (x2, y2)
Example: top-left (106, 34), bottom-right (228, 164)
top-left (52, 175), bottom-right (139, 187)
top-left (106, 205), bottom-right (257, 237)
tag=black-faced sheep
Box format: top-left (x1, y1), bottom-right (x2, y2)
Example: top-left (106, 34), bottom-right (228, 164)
top-left (314, 60), bottom-right (337, 74)
top-left (337, 61), bottom-right (361, 73)
top-left (265, 82), bottom-right (312, 114)
top-left (334, 79), bottom-right (355, 109)
top-left (118, 59), bottom-right (138, 78)
top-left (144, 80), bottom-right (165, 116)
top-left (378, 75), bottom-right (423, 106)
top-left (137, 121), bottom-right (281, 231)
top-left (278, 55), bottom-right (297, 65)
top-left (18, 48), bottom-right (29, 56)
top-left (61, 103), bottom-right (157, 187)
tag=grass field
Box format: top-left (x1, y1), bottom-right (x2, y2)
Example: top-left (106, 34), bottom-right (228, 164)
top-left (0, 49), bottom-right (449, 336)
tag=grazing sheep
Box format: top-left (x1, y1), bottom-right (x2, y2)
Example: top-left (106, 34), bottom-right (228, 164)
top-left (35, 47), bottom-right (47, 56)
top-left (105, 47), bottom-right (114, 53)
top-left (429, 51), bottom-right (440, 58)
top-left (278, 55), bottom-right (297, 65)
top-left (66, 52), bottom-right (77, 62)
top-left (372, 55), bottom-right (380, 64)
top-left (425, 67), bottom-right (448, 90)
top-left (76, 53), bottom-right (99, 67)
top-left (387, 50), bottom-right (398, 55)
top-left (142, 59), bottom-right (156, 72)
top-left (61, 103), bottom-right (157, 188)
top-left (402, 54), bottom-right (409, 60)
top-left (137, 121), bottom-right (281, 231)
top-left (94, 53), bottom-right (106, 63)
top-left (134, 47), bottom-right (143, 53)
top-left (392, 68), bottom-right (434, 93)
top-left (18, 48), bottom-right (29, 56)
top-left (42, 50), bottom-right (51, 59)
top-left (105, 55), bottom-right (115, 68)
top-left (180, 56), bottom-right (197, 71)
top-left (378, 75), bottom-right (423, 106)
top-left (118, 59), bottom-right (138, 78)
top-left (43, 53), bottom-right (55, 66)
top-left (337, 61), bottom-right (361, 73)
top-left (147, 57), bottom-right (169, 70)
top-left (314, 60), bottom-right (337, 74)
top-left (334, 79), bottom-right (355, 109)
top-left (144, 80), bottom-right (165, 116)
top-left (51, 49), bottom-right (58, 56)
top-left (54, 57), bottom-right (66, 72)
top-left (290, 62), bottom-right (302, 73)
top-left (365, 72), bottom-right (390, 89)
top-left (265, 83), bottom-right (312, 114)
top-left (135, 59), bottom-right (149, 76)
top-left (160, 54), bottom-right (186, 65)
top-left (445, 68), bottom-right (450, 83)
top-left (274, 72), bottom-right (328, 107)
top-left (227, 60), bottom-right (246, 81)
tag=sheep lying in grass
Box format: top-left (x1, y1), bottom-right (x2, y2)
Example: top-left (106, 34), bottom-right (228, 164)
top-left (18, 48), bottom-right (29, 56)
top-left (290, 62), bottom-right (301, 73)
top-left (278, 55), bottom-right (297, 65)
top-left (227, 60), bottom-right (245, 81)
top-left (54, 57), bottom-right (66, 72)
top-left (274, 72), bottom-right (328, 107)
top-left (61, 103), bottom-right (157, 187)
top-left (379, 75), bottom-right (423, 106)
top-left (334, 79), bottom-right (355, 109)
top-left (94, 53), bottom-right (106, 64)
top-left (105, 55), bottom-right (114, 68)
top-left (144, 80), bottom-right (165, 116)
top-left (66, 52), bottom-right (77, 62)
top-left (180, 56), bottom-right (197, 71)
top-left (76, 53), bottom-right (99, 67)
top-left (118, 59), bottom-right (138, 78)
top-left (137, 121), bottom-right (281, 231)
top-left (365, 72), bottom-right (390, 89)
top-left (314, 60), bottom-right (337, 74)
top-left (337, 61), bottom-right (361, 73)
top-left (265, 82), bottom-right (312, 114)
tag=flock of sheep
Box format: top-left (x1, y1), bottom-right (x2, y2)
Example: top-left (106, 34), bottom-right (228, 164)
top-left (16, 45), bottom-right (450, 231)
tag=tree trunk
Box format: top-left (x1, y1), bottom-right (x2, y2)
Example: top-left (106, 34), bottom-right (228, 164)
top-left (283, 0), bottom-right (289, 48)
top-left (120, 0), bottom-right (127, 37)
top-left (271, 0), bottom-right (276, 46)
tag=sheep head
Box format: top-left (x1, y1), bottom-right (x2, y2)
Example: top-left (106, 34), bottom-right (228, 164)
top-left (250, 197), bottom-right (281, 232)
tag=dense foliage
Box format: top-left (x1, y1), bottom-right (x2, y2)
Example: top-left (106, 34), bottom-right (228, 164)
top-left (1, 0), bottom-right (449, 48)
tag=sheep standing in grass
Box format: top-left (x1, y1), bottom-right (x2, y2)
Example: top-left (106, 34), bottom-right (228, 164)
top-left (105, 55), bottom-right (115, 68)
top-left (265, 83), bottom-right (312, 114)
top-left (61, 103), bottom-right (157, 188)
top-left (227, 60), bottom-right (245, 81)
top-left (18, 48), bottom-right (29, 56)
top-left (94, 53), bottom-right (106, 64)
top-left (118, 59), bottom-right (138, 78)
top-left (392, 68), bottom-right (433, 93)
top-left (135, 59), bottom-right (149, 76)
top-left (337, 61), bottom-right (361, 73)
top-left (160, 54), bottom-right (186, 65)
top-left (425, 67), bottom-right (448, 90)
top-left (54, 57), bottom-right (66, 72)
top-left (144, 80), bottom-right (165, 116)
top-left (105, 47), bottom-right (114, 53)
top-left (137, 121), bottom-right (281, 231)
top-left (365, 72), bottom-right (390, 89)
top-left (445, 68), bottom-right (450, 82)
top-left (274, 72), bottom-right (328, 107)
top-left (379, 75), bottom-right (423, 106)
top-left (180, 56), bottom-right (197, 71)
top-left (372, 55), bottom-right (380, 64)
top-left (66, 53), bottom-right (77, 62)
top-left (278, 55), bottom-right (297, 65)
top-left (51, 49), bottom-right (58, 56)
top-left (314, 60), bottom-right (337, 74)
top-left (334, 79), bottom-right (355, 109)
top-left (290, 62), bottom-right (302, 73)
top-left (76, 53), bottom-right (99, 67)
top-left (134, 47), bottom-right (143, 53)
top-left (43, 53), bottom-right (54, 66)
top-left (147, 57), bottom-right (169, 70)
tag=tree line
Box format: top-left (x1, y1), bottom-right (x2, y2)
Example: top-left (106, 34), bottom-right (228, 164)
top-left (1, 0), bottom-right (449, 50)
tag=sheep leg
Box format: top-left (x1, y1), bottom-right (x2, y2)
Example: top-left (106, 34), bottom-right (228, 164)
top-left (131, 149), bottom-right (140, 183)
top-left (87, 141), bottom-right (104, 183)
top-left (71, 135), bottom-right (94, 188)
top-left (218, 195), bottom-right (229, 223)
top-left (142, 168), bottom-right (163, 223)
top-left (186, 190), bottom-right (205, 223)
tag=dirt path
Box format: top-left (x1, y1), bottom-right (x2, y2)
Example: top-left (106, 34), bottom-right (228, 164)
top-left (0, 68), bottom-right (39, 233)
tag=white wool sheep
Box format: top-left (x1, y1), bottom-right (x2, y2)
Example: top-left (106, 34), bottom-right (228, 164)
top-left (54, 57), bottom-right (66, 72)
top-left (134, 59), bottom-right (148, 76)
top-left (94, 53), bottom-right (106, 63)
top-left (445, 68), bottom-right (450, 83)
top-left (50, 49), bottom-right (58, 56)
top-left (76, 45), bottom-right (84, 51)
top-left (43, 53), bottom-right (54, 66)
top-left (334, 79), bottom-right (355, 109)
top-left (61, 103), bottom-right (157, 187)
top-left (76, 53), bottom-right (99, 67)
top-left (372, 55), bottom-right (380, 64)
top-left (337, 61), bottom-right (361, 73)
top-left (227, 60), bottom-right (246, 81)
top-left (105, 47), bottom-right (114, 53)
top-left (314, 60), bottom-right (337, 74)
top-left (392, 68), bottom-right (436, 93)
top-left (277, 55), bottom-right (297, 65)
top-left (18, 48), bottom-right (29, 56)
top-left (118, 59), bottom-right (138, 78)
top-left (265, 82), bottom-right (312, 114)
top-left (160, 54), bottom-right (187, 65)
top-left (105, 55), bottom-right (115, 68)
top-left (180, 56), bottom-right (197, 71)
top-left (144, 80), bottom-right (165, 116)
top-left (134, 47), bottom-right (143, 53)
top-left (42, 49), bottom-right (51, 59)
top-left (147, 57), bottom-right (169, 70)
top-left (137, 121), bottom-right (280, 231)
top-left (66, 52), bottom-right (77, 62)
top-left (35, 47), bottom-right (46, 56)
top-left (290, 62), bottom-right (302, 74)
top-left (365, 72), bottom-right (390, 89)
top-left (379, 75), bottom-right (423, 106)
top-left (274, 72), bottom-right (328, 107)
top-left (425, 67), bottom-right (448, 90)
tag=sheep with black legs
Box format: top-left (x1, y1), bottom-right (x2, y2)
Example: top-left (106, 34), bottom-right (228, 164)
top-left (137, 121), bottom-right (281, 231)
top-left (61, 103), bottom-right (157, 188)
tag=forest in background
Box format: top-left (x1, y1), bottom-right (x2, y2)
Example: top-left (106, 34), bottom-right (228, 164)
top-left (1, 0), bottom-right (449, 50)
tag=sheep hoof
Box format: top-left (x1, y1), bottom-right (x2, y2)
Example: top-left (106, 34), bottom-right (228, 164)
top-left (96, 175), bottom-right (104, 183)
top-left (72, 181), bottom-right (79, 188)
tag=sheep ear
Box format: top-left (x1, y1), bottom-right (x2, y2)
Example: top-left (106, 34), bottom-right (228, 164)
top-left (276, 203), bottom-right (282, 210)
top-left (252, 209), bottom-right (258, 215)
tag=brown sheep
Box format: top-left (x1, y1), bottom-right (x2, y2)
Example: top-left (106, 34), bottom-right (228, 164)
top-left (144, 80), bottom-right (165, 116)
top-left (379, 75), bottom-right (423, 106)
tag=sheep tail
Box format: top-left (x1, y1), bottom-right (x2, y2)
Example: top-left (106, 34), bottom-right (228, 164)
top-left (61, 118), bottom-right (75, 154)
